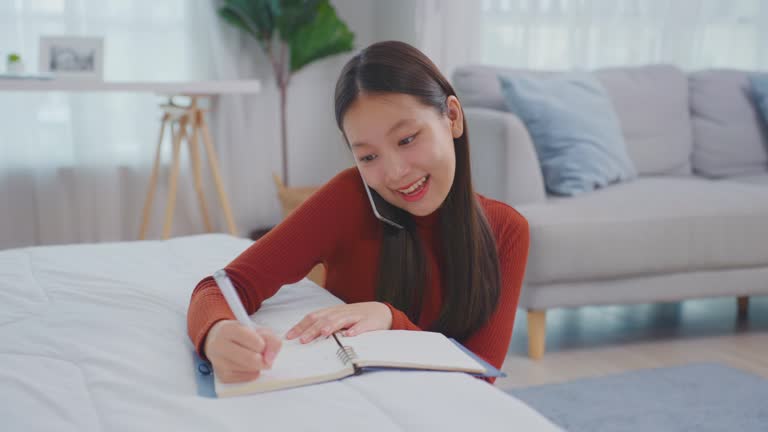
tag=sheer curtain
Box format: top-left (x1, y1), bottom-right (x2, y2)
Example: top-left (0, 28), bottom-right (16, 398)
top-left (414, 0), bottom-right (768, 78)
top-left (0, 0), bottom-right (277, 249)
top-left (413, 0), bottom-right (483, 80)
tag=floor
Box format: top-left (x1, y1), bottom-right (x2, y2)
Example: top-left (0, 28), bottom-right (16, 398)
top-left (495, 295), bottom-right (768, 391)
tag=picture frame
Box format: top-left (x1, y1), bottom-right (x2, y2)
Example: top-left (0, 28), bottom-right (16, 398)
top-left (39, 36), bottom-right (104, 80)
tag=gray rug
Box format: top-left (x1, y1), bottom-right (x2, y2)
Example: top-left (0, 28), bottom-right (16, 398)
top-left (508, 363), bottom-right (768, 431)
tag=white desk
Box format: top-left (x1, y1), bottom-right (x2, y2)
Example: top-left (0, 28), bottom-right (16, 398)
top-left (0, 79), bottom-right (260, 95)
top-left (0, 79), bottom-right (262, 239)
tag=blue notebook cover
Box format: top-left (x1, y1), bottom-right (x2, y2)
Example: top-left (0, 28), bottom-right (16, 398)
top-left (192, 337), bottom-right (505, 398)
top-left (193, 352), bottom-right (216, 398)
top-left (449, 338), bottom-right (507, 378)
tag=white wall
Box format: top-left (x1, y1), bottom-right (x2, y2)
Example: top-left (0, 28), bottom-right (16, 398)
top-left (280, 0), bottom-right (377, 188)
top-left (217, 0), bottom-right (433, 233)
top-left (280, 0), bottom-right (419, 188)
top-left (372, 0), bottom-right (419, 46)
top-left (216, 0), bottom-right (381, 233)
top-left (0, 0), bottom-right (418, 244)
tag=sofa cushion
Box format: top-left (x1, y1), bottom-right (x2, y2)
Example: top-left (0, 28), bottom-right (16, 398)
top-left (596, 65), bottom-right (692, 175)
top-left (516, 177), bottom-right (768, 285)
top-left (454, 64), bottom-right (693, 176)
top-left (690, 70), bottom-right (768, 178)
top-left (498, 73), bottom-right (637, 196)
top-left (750, 73), bottom-right (768, 125)
top-left (453, 64), bottom-right (513, 112)
top-left (726, 174), bottom-right (768, 186)
top-left (464, 108), bottom-right (547, 205)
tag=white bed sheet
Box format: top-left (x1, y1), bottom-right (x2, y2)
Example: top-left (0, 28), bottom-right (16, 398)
top-left (0, 234), bottom-right (561, 432)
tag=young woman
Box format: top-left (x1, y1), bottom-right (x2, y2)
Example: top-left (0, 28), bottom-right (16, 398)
top-left (187, 41), bottom-right (530, 384)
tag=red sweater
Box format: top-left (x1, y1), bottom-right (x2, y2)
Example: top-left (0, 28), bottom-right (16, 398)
top-left (187, 168), bottom-right (530, 382)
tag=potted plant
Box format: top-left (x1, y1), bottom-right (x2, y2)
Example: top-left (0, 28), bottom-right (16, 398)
top-left (219, 0), bottom-right (354, 203)
top-left (6, 53), bottom-right (24, 74)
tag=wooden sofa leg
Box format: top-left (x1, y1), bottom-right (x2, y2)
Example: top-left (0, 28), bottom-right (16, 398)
top-left (737, 296), bottom-right (750, 318)
top-left (527, 310), bottom-right (546, 360)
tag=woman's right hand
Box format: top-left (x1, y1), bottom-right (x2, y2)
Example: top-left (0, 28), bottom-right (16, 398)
top-left (204, 320), bottom-right (283, 383)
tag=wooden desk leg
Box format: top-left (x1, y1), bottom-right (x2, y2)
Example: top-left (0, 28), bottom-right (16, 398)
top-left (185, 112), bottom-right (212, 232)
top-left (197, 109), bottom-right (238, 236)
top-left (527, 309), bottom-right (547, 360)
top-left (139, 113), bottom-right (169, 240)
top-left (162, 117), bottom-right (185, 239)
top-left (738, 296), bottom-right (750, 318)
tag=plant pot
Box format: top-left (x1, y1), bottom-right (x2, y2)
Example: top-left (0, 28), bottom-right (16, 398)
top-left (272, 173), bottom-right (321, 218)
top-left (6, 61), bottom-right (24, 74)
top-left (272, 173), bottom-right (326, 286)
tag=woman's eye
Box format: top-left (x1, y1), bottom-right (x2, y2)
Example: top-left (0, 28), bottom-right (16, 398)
top-left (399, 134), bottom-right (416, 146)
top-left (359, 154), bottom-right (377, 163)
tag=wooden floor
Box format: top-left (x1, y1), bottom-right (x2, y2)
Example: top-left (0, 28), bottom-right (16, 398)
top-left (495, 295), bottom-right (768, 391)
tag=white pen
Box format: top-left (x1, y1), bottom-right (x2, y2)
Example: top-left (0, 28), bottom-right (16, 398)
top-left (212, 269), bottom-right (255, 329)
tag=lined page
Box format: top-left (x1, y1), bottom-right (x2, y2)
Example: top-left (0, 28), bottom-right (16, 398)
top-left (215, 336), bottom-right (352, 397)
top-left (339, 330), bottom-right (486, 374)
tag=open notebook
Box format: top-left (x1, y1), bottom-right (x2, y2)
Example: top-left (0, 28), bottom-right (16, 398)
top-left (212, 329), bottom-right (500, 398)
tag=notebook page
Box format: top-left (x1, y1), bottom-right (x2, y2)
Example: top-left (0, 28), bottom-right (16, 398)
top-left (215, 336), bottom-right (353, 397)
top-left (339, 330), bottom-right (486, 373)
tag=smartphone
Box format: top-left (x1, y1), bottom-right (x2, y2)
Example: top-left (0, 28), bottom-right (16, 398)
top-left (359, 175), bottom-right (404, 230)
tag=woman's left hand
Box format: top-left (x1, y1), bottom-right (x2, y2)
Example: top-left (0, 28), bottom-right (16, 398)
top-left (285, 302), bottom-right (393, 343)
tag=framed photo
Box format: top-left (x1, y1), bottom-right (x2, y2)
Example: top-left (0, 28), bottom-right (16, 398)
top-left (39, 36), bottom-right (104, 80)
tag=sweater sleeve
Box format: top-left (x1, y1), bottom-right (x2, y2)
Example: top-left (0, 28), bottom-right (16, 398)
top-left (186, 168), bottom-right (366, 358)
top-left (462, 207), bottom-right (530, 383)
top-left (382, 302), bottom-right (422, 331)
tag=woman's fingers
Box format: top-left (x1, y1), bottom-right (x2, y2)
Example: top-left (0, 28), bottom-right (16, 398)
top-left (298, 314), bottom-right (360, 343)
top-left (224, 341), bottom-right (270, 371)
top-left (205, 321), bottom-right (286, 384)
top-left (227, 326), bottom-right (281, 367)
top-left (286, 309), bottom-right (328, 340)
top-left (285, 313), bottom-right (316, 339)
top-left (286, 306), bottom-right (376, 344)
top-left (256, 328), bottom-right (282, 367)
top-left (320, 314), bottom-right (359, 337)
top-left (344, 319), bottom-right (375, 337)
top-left (227, 325), bottom-right (266, 352)
top-left (218, 370), bottom-right (261, 384)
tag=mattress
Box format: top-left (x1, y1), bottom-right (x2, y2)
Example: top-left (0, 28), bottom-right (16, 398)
top-left (0, 234), bottom-right (560, 431)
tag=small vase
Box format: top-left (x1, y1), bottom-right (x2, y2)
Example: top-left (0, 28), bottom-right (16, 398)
top-left (6, 61), bottom-right (25, 75)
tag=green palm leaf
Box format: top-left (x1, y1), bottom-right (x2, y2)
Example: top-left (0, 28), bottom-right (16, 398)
top-left (218, 0), bottom-right (280, 43)
top-left (287, 1), bottom-right (354, 72)
top-left (217, 0), bottom-right (356, 186)
top-left (275, 0), bottom-right (323, 38)
top-left (219, 0), bottom-right (354, 72)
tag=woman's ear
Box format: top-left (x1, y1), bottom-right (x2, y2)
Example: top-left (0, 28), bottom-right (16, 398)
top-left (446, 95), bottom-right (464, 138)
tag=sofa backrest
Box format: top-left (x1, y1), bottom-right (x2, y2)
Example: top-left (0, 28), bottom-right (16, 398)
top-left (453, 64), bottom-right (693, 176)
top-left (596, 65), bottom-right (692, 175)
top-left (689, 69), bottom-right (768, 178)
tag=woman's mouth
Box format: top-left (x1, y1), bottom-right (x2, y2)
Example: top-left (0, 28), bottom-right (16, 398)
top-left (396, 175), bottom-right (430, 202)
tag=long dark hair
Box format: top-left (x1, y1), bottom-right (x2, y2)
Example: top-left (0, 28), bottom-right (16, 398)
top-left (334, 41), bottom-right (500, 341)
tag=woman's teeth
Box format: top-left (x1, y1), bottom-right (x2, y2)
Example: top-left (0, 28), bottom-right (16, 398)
top-left (398, 176), bottom-right (428, 195)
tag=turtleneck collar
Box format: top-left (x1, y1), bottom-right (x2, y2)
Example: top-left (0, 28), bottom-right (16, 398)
top-left (411, 208), bottom-right (440, 230)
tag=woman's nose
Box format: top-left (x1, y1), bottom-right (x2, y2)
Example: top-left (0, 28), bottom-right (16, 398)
top-left (384, 155), bottom-right (408, 184)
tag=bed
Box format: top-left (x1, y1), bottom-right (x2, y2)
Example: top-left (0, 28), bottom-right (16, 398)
top-left (0, 234), bottom-right (561, 431)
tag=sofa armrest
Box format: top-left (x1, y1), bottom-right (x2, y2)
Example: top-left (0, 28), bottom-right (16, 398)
top-left (465, 107), bottom-right (546, 205)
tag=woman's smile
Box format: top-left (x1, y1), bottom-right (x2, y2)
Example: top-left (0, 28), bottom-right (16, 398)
top-left (395, 175), bottom-right (430, 202)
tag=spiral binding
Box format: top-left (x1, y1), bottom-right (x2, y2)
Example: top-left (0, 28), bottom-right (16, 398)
top-left (336, 345), bottom-right (358, 366)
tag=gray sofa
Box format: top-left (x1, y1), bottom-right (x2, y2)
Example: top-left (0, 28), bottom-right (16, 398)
top-left (453, 64), bottom-right (768, 358)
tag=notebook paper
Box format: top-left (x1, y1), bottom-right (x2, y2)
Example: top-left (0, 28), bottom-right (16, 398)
top-left (214, 336), bottom-right (353, 397)
top-left (339, 330), bottom-right (486, 374)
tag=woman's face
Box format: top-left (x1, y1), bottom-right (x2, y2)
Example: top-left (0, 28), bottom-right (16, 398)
top-left (343, 92), bottom-right (464, 217)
